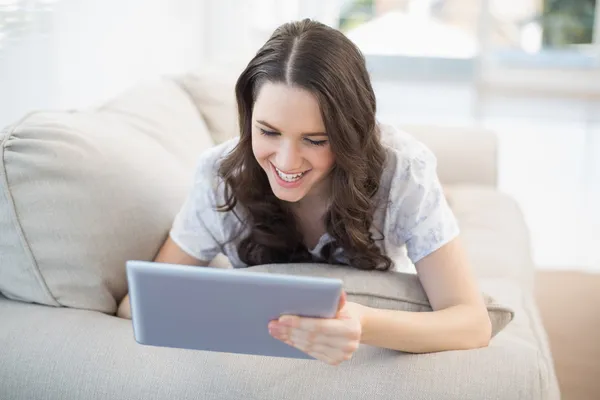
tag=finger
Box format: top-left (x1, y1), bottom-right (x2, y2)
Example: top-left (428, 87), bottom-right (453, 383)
top-left (277, 314), bottom-right (346, 333)
top-left (336, 291), bottom-right (347, 315)
top-left (308, 351), bottom-right (342, 366)
top-left (278, 317), bottom-right (360, 340)
top-left (289, 341), bottom-right (345, 366)
top-left (290, 336), bottom-right (358, 359)
top-left (288, 328), bottom-right (360, 349)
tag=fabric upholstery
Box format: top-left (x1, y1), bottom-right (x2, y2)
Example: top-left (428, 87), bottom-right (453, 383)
top-left (445, 185), bottom-right (535, 289)
top-left (0, 78), bottom-right (214, 314)
top-left (0, 276), bottom-right (558, 400)
top-left (400, 124), bottom-right (498, 187)
top-left (173, 68), bottom-right (240, 145)
top-left (0, 72), bottom-right (560, 400)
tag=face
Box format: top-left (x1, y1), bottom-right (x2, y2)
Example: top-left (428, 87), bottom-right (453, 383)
top-left (251, 82), bottom-right (335, 204)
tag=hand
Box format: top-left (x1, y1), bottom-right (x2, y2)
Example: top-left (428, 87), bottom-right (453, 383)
top-left (268, 291), bottom-right (366, 366)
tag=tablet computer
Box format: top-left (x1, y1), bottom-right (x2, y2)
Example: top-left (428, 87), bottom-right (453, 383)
top-left (125, 260), bottom-right (344, 360)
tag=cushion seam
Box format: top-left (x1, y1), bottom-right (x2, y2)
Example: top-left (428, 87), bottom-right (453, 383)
top-left (1, 114), bottom-right (60, 306)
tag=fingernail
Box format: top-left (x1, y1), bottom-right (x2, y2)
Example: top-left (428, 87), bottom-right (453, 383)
top-left (278, 316), bottom-right (294, 326)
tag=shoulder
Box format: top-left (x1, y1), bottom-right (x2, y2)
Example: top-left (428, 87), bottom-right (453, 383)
top-left (377, 123), bottom-right (438, 196)
top-left (192, 137), bottom-right (239, 182)
top-left (375, 123), bottom-right (459, 263)
top-left (188, 137), bottom-right (239, 199)
top-left (183, 137), bottom-right (240, 213)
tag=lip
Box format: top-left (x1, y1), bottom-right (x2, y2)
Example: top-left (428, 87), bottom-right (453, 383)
top-left (270, 162), bottom-right (310, 189)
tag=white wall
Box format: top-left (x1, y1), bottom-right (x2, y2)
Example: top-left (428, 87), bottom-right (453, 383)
top-left (0, 0), bottom-right (206, 127)
top-left (0, 0), bottom-right (346, 127)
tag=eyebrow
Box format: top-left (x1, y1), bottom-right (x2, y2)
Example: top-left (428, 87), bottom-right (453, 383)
top-left (256, 120), bottom-right (327, 137)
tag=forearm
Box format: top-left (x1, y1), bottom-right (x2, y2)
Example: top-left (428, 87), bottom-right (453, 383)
top-left (359, 304), bottom-right (492, 353)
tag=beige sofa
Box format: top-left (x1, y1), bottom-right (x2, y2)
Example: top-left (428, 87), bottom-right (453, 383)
top-left (0, 70), bottom-right (560, 400)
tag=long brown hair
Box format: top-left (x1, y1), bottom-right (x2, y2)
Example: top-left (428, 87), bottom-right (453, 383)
top-left (218, 19), bottom-right (392, 271)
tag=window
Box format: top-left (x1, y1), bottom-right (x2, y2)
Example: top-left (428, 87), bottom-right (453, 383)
top-left (0, 0), bottom-right (58, 51)
top-left (335, 0), bottom-right (599, 80)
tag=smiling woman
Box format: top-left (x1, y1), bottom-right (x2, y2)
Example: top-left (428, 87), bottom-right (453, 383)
top-left (218, 19), bottom-right (388, 270)
top-left (118, 18), bottom-right (492, 367)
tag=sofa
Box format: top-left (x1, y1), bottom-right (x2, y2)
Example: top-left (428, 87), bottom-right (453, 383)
top-left (0, 69), bottom-right (560, 400)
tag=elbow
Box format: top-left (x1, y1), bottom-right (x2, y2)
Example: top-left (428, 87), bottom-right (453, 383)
top-left (468, 313), bottom-right (493, 349)
top-left (457, 310), bottom-right (492, 350)
top-left (473, 330), bottom-right (491, 349)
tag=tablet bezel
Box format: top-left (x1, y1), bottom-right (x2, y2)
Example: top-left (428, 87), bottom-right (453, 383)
top-left (125, 260), bottom-right (344, 360)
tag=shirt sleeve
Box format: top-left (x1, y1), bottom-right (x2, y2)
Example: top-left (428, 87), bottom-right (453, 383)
top-left (387, 143), bottom-right (460, 264)
top-left (169, 156), bottom-right (224, 262)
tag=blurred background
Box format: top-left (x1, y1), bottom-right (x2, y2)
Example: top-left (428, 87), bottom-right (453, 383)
top-left (1, 1), bottom-right (599, 397)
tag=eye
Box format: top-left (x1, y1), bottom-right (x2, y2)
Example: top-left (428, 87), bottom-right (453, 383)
top-left (259, 128), bottom-right (279, 137)
top-left (305, 138), bottom-right (328, 147)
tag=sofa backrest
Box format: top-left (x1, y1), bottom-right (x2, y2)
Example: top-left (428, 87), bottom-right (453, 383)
top-left (0, 67), bottom-right (499, 314)
top-left (0, 77), bottom-right (215, 313)
top-left (173, 68), bottom-right (240, 145)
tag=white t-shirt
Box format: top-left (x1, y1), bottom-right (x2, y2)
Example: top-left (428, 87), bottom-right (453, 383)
top-left (169, 124), bottom-right (460, 273)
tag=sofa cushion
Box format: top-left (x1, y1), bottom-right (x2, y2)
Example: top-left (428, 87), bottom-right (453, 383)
top-left (245, 263), bottom-right (513, 337)
top-left (0, 78), bottom-right (214, 313)
top-left (444, 185), bottom-right (535, 288)
top-left (174, 67), bottom-right (241, 144)
top-left (0, 275), bottom-right (558, 400)
top-left (401, 125), bottom-right (498, 187)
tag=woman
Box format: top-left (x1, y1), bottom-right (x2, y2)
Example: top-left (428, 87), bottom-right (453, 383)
top-left (118, 19), bottom-right (491, 366)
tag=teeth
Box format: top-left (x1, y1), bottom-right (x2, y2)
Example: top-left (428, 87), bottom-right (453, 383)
top-left (275, 167), bottom-right (305, 182)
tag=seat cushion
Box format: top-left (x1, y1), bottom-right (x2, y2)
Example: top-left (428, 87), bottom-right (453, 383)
top-left (445, 185), bottom-right (535, 288)
top-left (0, 78), bottom-right (214, 314)
top-left (0, 275), bottom-right (559, 400)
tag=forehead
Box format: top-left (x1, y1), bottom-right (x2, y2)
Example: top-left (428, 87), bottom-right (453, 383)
top-left (253, 82), bottom-right (325, 133)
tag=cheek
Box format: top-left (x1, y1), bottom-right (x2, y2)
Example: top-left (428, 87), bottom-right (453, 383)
top-left (310, 148), bottom-right (335, 171)
top-left (251, 132), bottom-right (273, 162)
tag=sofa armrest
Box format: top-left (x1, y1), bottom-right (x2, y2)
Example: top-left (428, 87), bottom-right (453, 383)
top-left (400, 124), bottom-right (499, 187)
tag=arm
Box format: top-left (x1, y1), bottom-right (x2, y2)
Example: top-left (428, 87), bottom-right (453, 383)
top-left (354, 131), bottom-right (491, 352)
top-left (357, 236), bottom-right (492, 353)
top-left (269, 237), bottom-right (492, 364)
top-left (269, 134), bottom-right (491, 364)
top-left (116, 236), bottom-right (210, 319)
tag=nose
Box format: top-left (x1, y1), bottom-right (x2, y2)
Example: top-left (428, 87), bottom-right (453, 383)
top-left (274, 140), bottom-right (302, 172)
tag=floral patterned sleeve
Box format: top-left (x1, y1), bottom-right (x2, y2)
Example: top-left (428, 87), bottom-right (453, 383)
top-left (168, 141), bottom-right (236, 262)
top-left (386, 140), bottom-right (460, 264)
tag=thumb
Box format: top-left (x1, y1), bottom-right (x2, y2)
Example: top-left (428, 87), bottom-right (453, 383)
top-left (336, 290), bottom-right (347, 314)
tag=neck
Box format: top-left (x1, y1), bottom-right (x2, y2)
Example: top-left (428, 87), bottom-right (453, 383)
top-left (290, 176), bottom-right (332, 212)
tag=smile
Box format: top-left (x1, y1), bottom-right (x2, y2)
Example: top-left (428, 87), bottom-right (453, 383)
top-left (271, 163), bottom-right (310, 183)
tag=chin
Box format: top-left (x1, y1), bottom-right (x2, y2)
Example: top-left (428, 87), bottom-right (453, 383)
top-left (270, 186), bottom-right (306, 203)
top-left (263, 165), bottom-right (310, 203)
